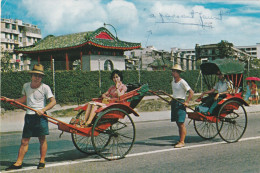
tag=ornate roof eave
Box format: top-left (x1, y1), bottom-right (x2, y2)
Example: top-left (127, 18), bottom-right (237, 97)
top-left (15, 41), bottom-right (141, 54)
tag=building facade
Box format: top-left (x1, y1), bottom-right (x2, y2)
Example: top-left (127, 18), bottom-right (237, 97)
top-left (235, 43), bottom-right (260, 59)
top-left (125, 46), bottom-right (196, 71)
top-left (170, 47), bottom-right (196, 71)
top-left (195, 42), bottom-right (257, 62)
top-left (1, 18), bottom-right (42, 70)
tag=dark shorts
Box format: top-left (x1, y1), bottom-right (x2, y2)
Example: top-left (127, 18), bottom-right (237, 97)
top-left (171, 99), bottom-right (186, 123)
top-left (22, 114), bottom-right (49, 138)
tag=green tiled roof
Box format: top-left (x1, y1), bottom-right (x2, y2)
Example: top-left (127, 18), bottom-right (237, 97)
top-left (15, 27), bottom-right (141, 53)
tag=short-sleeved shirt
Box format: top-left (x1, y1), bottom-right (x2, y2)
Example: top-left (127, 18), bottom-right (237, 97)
top-left (171, 78), bottom-right (191, 100)
top-left (106, 83), bottom-right (127, 98)
top-left (213, 80), bottom-right (231, 93)
top-left (22, 82), bottom-right (54, 114)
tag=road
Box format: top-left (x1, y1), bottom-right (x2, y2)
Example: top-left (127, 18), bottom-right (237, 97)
top-left (0, 112), bottom-right (259, 173)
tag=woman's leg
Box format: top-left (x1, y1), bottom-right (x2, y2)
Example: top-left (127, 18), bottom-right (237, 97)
top-left (84, 103), bottom-right (92, 123)
top-left (86, 105), bottom-right (98, 126)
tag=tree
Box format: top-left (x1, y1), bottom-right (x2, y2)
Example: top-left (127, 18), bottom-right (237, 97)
top-left (1, 48), bottom-right (12, 72)
top-left (217, 40), bottom-right (234, 59)
top-left (250, 58), bottom-right (260, 69)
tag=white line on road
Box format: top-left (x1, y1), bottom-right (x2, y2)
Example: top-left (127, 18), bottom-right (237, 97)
top-left (4, 136), bottom-right (260, 172)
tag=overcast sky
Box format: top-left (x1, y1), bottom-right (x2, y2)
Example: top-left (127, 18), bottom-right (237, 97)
top-left (2, 0), bottom-right (260, 51)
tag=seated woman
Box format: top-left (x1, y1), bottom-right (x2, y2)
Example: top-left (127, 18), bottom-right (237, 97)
top-left (84, 70), bottom-right (127, 126)
top-left (249, 80), bottom-right (259, 104)
top-left (196, 71), bottom-right (232, 114)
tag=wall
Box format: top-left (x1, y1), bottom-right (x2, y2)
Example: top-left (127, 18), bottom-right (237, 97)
top-left (82, 54), bottom-right (125, 71)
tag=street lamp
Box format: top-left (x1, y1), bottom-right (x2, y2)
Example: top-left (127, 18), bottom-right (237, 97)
top-left (104, 23), bottom-right (118, 39)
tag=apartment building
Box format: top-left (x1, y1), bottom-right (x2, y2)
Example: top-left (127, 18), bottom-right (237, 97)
top-left (235, 43), bottom-right (260, 59)
top-left (1, 18), bottom-right (42, 70)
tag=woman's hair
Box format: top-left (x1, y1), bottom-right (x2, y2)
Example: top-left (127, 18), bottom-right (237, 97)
top-left (110, 70), bottom-right (123, 81)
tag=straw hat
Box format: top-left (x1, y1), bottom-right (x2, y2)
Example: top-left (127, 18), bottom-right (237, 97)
top-left (29, 64), bottom-right (45, 75)
top-left (171, 64), bottom-right (184, 72)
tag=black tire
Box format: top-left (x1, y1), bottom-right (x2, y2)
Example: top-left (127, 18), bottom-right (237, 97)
top-left (216, 100), bottom-right (247, 143)
top-left (91, 108), bottom-right (136, 160)
top-left (71, 110), bottom-right (96, 154)
top-left (194, 120), bottom-right (219, 140)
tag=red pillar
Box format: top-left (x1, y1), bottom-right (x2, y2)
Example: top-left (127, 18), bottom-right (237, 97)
top-left (80, 51), bottom-right (83, 70)
top-left (65, 53), bottom-right (69, 71)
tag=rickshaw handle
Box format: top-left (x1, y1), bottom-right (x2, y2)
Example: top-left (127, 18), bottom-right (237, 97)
top-left (149, 90), bottom-right (197, 112)
top-left (1, 97), bottom-right (63, 125)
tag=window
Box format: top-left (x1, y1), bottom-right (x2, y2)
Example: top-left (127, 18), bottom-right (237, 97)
top-left (12, 24), bottom-right (16, 30)
top-left (14, 35), bottom-right (18, 40)
top-left (5, 23), bottom-right (10, 29)
top-left (104, 60), bottom-right (114, 71)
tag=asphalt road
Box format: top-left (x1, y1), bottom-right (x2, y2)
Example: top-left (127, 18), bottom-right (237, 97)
top-left (0, 112), bottom-right (259, 173)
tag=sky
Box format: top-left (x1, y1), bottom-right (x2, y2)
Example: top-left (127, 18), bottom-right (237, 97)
top-left (1, 0), bottom-right (260, 51)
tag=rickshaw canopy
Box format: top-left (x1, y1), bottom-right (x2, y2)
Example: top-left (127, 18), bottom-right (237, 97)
top-left (200, 59), bottom-right (245, 75)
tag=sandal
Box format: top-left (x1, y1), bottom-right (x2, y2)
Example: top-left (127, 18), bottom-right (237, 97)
top-left (174, 142), bottom-right (185, 148)
top-left (37, 162), bottom-right (45, 169)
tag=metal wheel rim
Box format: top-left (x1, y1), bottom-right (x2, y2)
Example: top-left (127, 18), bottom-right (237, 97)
top-left (71, 111), bottom-right (96, 154)
top-left (194, 120), bottom-right (219, 139)
top-left (216, 100), bottom-right (247, 143)
top-left (91, 108), bottom-right (136, 160)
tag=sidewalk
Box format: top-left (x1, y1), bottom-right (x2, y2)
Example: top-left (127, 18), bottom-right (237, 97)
top-left (1, 102), bottom-right (259, 133)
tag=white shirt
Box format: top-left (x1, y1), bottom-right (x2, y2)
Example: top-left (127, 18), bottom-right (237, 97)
top-left (171, 78), bottom-right (191, 100)
top-left (22, 82), bottom-right (54, 114)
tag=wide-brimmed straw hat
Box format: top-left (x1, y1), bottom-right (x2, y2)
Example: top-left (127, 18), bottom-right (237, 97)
top-left (171, 64), bottom-right (184, 72)
top-left (29, 64), bottom-right (45, 75)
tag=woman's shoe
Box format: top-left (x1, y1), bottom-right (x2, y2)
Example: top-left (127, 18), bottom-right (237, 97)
top-left (5, 164), bottom-right (22, 171)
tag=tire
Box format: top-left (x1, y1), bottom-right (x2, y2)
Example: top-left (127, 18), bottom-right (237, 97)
top-left (91, 108), bottom-right (136, 160)
top-left (194, 120), bottom-right (219, 140)
top-left (216, 100), bottom-right (247, 143)
top-left (71, 110), bottom-right (96, 154)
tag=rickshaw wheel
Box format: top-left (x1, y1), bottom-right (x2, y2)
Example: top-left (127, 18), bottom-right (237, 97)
top-left (71, 110), bottom-right (96, 154)
top-left (194, 120), bottom-right (219, 140)
top-left (91, 108), bottom-right (136, 161)
top-left (216, 100), bottom-right (247, 143)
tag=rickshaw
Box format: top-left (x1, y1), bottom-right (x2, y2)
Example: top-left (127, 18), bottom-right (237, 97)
top-left (1, 84), bottom-right (149, 161)
top-left (186, 59), bottom-right (248, 143)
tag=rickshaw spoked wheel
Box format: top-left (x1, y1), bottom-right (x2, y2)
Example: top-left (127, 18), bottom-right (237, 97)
top-left (194, 119), bottom-right (219, 140)
top-left (71, 110), bottom-right (96, 154)
top-left (91, 108), bottom-right (136, 161)
top-left (216, 100), bottom-right (247, 143)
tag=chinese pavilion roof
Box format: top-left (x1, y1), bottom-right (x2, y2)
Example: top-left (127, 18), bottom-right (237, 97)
top-left (15, 27), bottom-right (141, 53)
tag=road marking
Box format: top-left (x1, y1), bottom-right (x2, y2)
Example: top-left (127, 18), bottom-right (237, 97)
top-left (5, 136), bottom-right (260, 172)
top-left (127, 136), bottom-right (260, 158)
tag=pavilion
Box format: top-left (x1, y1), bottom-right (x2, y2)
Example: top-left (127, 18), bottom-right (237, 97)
top-left (14, 27), bottom-right (141, 71)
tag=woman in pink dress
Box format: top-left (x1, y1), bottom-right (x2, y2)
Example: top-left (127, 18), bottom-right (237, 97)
top-left (84, 70), bottom-right (127, 126)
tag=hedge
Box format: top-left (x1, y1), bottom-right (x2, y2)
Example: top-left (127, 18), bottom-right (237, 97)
top-left (1, 69), bottom-right (260, 110)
